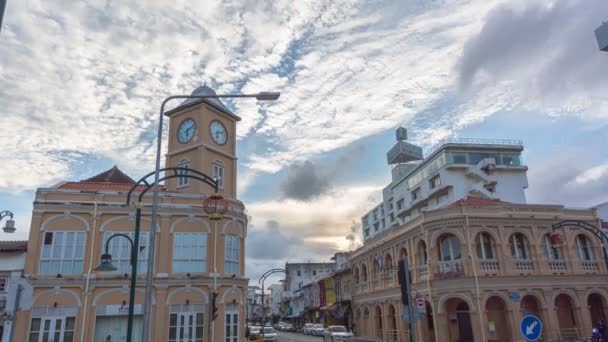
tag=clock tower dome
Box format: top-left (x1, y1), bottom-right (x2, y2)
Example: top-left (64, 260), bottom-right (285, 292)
top-left (164, 86), bottom-right (239, 198)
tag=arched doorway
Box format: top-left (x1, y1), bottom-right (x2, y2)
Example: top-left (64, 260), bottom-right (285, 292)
top-left (445, 298), bottom-right (473, 342)
top-left (387, 304), bottom-right (397, 341)
top-left (485, 296), bottom-right (511, 341)
top-left (588, 293), bottom-right (607, 325)
top-left (555, 293), bottom-right (578, 339)
top-left (521, 295), bottom-right (542, 319)
top-left (374, 306), bottom-right (383, 338)
top-left (363, 307), bottom-right (370, 337)
top-left (422, 301), bottom-right (435, 342)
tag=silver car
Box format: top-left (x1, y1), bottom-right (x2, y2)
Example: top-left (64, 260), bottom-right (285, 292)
top-left (323, 325), bottom-right (354, 341)
top-left (261, 327), bottom-right (278, 341)
top-left (312, 324), bottom-right (326, 336)
top-left (303, 323), bottom-right (315, 335)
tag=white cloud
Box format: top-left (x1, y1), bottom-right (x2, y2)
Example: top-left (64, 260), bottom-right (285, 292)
top-left (574, 164), bottom-right (608, 185)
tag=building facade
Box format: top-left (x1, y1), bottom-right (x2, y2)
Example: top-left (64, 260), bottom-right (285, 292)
top-left (268, 284), bottom-right (283, 316)
top-left (362, 128), bottom-right (528, 241)
top-left (351, 199), bottom-right (608, 341)
top-left (16, 86), bottom-right (249, 342)
top-left (0, 241), bottom-right (31, 342)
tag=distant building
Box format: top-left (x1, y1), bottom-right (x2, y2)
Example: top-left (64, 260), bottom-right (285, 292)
top-left (0, 241), bottom-right (30, 342)
top-left (268, 284), bottom-right (283, 316)
top-left (594, 202), bottom-right (608, 233)
top-left (362, 128), bottom-right (528, 241)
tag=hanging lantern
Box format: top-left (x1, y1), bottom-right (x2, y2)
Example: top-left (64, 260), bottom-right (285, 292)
top-left (203, 193), bottom-right (229, 220)
top-left (548, 232), bottom-right (563, 248)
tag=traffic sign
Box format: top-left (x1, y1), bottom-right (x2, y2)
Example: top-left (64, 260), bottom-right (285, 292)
top-left (416, 298), bottom-right (425, 313)
top-left (520, 315), bottom-right (542, 341)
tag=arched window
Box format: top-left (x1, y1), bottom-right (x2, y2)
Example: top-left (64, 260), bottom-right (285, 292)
top-left (384, 254), bottom-right (393, 277)
top-left (438, 234), bottom-right (461, 261)
top-left (354, 267), bottom-right (360, 284)
top-left (418, 241), bottom-right (428, 265)
top-left (476, 232), bottom-right (496, 259)
top-left (576, 235), bottom-right (594, 261)
top-left (212, 160), bottom-right (225, 189)
top-left (543, 234), bottom-right (563, 260)
top-left (509, 233), bottom-right (530, 259)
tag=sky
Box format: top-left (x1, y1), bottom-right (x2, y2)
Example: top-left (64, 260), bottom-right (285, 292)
top-left (1, 0), bottom-right (608, 284)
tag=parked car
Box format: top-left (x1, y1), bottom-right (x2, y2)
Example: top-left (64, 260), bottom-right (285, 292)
top-left (283, 323), bottom-right (294, 332)
top-left (303, 323), bottom-right (315, 335)
top-left (248, 325), bottom-right (262, 340)
top-left (262, 327), bottom-right (278, 341)
top-left (312, 324), bottom-right (326, 336)
top-left (323, 325), bottom-right (354, 341)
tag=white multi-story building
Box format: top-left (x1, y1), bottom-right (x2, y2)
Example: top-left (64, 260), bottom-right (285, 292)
top-left (268, 284), bottom-right (283, 316)
top-left (283, 262), bottom-right (336, 299)
top-left (362, 128), bottom-right (529, 241)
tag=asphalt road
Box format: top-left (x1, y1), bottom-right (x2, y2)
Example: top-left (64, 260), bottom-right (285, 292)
top-left (277, 331), bottom-right (323, 342)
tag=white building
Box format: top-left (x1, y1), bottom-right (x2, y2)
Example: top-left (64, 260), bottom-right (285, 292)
top-left (362, 128), bottom-right (529, 241)
top-left (283, 262), bottom-right (336, 299)
top-left (268, 284), bottom-right (283, 316)
top-left (0, 241), bottom-right (31, 342)
top-left (594, 202), bottom-right (608, 234)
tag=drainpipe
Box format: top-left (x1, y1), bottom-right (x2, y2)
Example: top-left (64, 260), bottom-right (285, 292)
top-left (421, 223), bottom-right (438, 342)
top-left (80, 201), bottom-right (98, 342)
top-left (8, 284), bottom-right (22, 342)
top-left (464, 214), bottom-right (486, 341)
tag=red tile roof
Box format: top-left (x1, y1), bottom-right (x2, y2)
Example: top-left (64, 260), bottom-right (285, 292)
top-left (83, 165), bottom-right (135, 184)
top-left (448, 196), bottom-right (504, 208)
top-left (58, 182), bottom-right (164, 192)
top-left (0, 240), bottom-right (27, 252)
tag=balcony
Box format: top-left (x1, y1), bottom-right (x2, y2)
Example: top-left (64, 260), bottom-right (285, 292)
top-left (581, 260), bottom-right (599, 274)
top-left (416, 265), bottom-right (428, 279)
top-left (436, 260), bottom-right (464, 278)
top-left (479, 259), bottom-right (499, 273)
top-left (547, 259), bottom-right (567, 273)
top-left (513, 259), bottom-right (534, 273)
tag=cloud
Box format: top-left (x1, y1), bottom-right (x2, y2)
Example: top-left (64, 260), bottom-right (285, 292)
top-left (281, 161), bottom-right (330, 201)
top-left (527, 150), bottom-right (608, 207)
top-left (246, 220), bottom-right (302, 260)
top-left (458, 0), bottom-right (608, 112)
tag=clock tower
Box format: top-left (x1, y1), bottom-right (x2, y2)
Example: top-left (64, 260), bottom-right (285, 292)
top-left (164, 86), bottom-right (239, 198)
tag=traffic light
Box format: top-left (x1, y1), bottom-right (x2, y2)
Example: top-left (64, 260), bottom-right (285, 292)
top-left (397, 259), bottom-right (409, 305)
top-left (212, 292), bottom-right (219, 320)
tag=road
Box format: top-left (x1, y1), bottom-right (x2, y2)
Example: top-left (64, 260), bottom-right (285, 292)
top-left (277, 331), bottom-right (323, 342)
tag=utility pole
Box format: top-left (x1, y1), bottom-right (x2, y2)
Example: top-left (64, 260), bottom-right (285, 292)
top-left (0, 0), bottom-right (7, 33)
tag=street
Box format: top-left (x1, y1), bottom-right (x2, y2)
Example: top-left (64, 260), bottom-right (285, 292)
top-left (277, 331), bottom-right (323, 342)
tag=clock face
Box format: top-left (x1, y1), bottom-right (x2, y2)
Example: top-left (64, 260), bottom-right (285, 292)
top-left (209, 120), bottom-right (227, 145)
top-left (177, 118), bottom-right (196, 144)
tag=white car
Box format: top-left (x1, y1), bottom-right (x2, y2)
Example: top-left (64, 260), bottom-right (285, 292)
top-left (312, 324), bottom-right (326, 336)
top-left (261, 327), bottom-right (278, 341)
top-left (303, 323), bottom-right (315, 335)
top-left (323, 325), bottom-right (354, 341)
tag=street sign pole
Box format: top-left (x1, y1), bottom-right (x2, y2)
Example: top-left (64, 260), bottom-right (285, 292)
top-left (403, 257), bottom-right (416, 342)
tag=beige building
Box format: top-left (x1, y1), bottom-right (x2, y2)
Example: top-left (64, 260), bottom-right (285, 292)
top-left (350, 197), bottom-right (608, 341)
top-left (16, 86), bottom-right (249, 342)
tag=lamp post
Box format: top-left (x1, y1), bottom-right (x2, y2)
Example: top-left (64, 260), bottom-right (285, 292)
top-left (95, 233), bottom-right (136, 342)
top-left (142, 89), bottom-right (280, 342)
top-left (0, 210), bottom-right (16, 233)
top-left (259, 268), bottom-right (286, 339)
top-left (123, 167), bottom-right (224, 342)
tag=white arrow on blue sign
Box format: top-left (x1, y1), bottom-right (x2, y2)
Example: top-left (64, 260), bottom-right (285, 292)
top-left (520, 315), bottom-right (543, 341)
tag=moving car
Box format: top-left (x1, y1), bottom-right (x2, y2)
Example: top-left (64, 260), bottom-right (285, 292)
top-left (312, 324), bottom-right (326, 336)
top-left (261, 327), bottom-right (278, 341)
top-left (323, 325), bottom-right (354, 341)
top-left (303, 323), bottom-right (315, 335)
top-left (248, 325), bottom-right (262, 340)
top-left (282, 323), bottom-right (294, 332)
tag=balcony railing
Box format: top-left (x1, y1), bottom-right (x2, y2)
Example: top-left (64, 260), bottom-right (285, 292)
top-left (437, 260), bottom-right (464, 278)
top-left (514, 259), bottom-right (534, 273)
top-left (547, 259), bottom-right (567, 273)
top-left (479, 259), bottom-right (499, 273)
top-left (416, 265), bottom-right (429, 278)
top-left (581, 260), bottom-right (599, 273)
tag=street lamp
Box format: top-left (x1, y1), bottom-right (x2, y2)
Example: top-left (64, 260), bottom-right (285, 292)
top-left (259, 268), bottom-right (286, 339)
top-left (0, 210), bottom-right (16, 233)
top-left (95, 233), bottom-right (135, 342)
top-left (141, 88), bottom-right (280, 342)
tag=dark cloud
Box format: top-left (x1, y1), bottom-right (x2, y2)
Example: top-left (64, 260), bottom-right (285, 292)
top-left (246, 220), bottom-right (302, 260)
top-left (527, 150), bottom-right (608, 207)
top-left (281, 145), bottom-right (367, 201)
top-left (345, 220), bottom-right (362, 250)
top-left (281, 161), bottom-right (331, 201)
top-left (459, 0), bottom-right (608, 98)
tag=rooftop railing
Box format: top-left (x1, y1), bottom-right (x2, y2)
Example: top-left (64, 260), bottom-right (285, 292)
top-left (425, 137), bottom-right (523, 156)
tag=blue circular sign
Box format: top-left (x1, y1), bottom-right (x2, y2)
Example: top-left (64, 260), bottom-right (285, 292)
top-left (520, 315), bottom-right (543, 341)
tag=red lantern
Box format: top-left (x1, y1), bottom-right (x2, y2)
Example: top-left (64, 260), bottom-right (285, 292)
top-left (203, 193), bottom-right (229, 220)
top-left (548, 232), bottom-right (563, 248)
